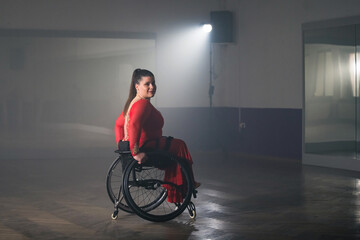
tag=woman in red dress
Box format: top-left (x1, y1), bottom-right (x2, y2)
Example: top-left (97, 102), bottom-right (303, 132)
top-left (114, 69), bottom-right (200, 203)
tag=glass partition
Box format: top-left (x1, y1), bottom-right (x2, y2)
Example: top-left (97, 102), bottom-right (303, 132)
top-left (304, 25), bottom-right (357, 157)
top-left (0, 31), bottom-right (156, 131)
top-left (0, 30), bottom-right (156, 158)
top-left (357, 24), bottom-right (360, 159)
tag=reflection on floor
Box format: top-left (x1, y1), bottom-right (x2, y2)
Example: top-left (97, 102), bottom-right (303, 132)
top-left (0, 150), bottom-right (359, 239)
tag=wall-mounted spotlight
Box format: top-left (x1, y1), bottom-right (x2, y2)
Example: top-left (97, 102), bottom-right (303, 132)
top-left (202, 24), bottom-right (213, 33)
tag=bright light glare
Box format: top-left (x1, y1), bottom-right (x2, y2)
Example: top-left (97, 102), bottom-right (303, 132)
top-left (157, 26), bottom-right (210, 106)
top-left (202, 24), bottom-right (212, 33)
top-left (349, 53), bottom-right (360, 97)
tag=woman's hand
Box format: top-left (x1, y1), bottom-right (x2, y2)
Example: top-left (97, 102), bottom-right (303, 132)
top-left (133, 152), bottom-right (147, 164)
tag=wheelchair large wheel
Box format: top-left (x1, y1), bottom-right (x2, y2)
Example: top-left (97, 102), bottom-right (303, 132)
top-left (123, 152), bottom-right (193, 222)
top-left (106, 155), bottom-right (133, 213)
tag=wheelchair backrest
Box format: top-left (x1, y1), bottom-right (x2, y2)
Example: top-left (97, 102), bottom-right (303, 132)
top-left (115, 141), bottom-right (131, 154)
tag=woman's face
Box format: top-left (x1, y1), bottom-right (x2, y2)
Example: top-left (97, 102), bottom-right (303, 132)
top-left (136, 76), bottom-right (156, 99)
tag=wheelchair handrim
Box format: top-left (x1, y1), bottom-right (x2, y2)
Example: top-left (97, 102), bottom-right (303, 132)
top-left (123, 158), bottom-right (193, 222)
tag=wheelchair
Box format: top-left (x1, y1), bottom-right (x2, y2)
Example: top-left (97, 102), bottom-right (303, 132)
top-left (106, 141), bottom-right (198, 222)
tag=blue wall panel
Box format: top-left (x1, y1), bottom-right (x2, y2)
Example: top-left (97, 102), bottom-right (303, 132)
top-left (159, 107), bottom-right (302, 161)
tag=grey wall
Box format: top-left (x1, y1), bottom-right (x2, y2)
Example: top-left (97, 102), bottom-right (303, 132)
top-left (219, 0), bottom-right (360, 108)
top-left (2, 0), bottom-right (360, 160)
top-left (2, 0), bottom-right (360, 109)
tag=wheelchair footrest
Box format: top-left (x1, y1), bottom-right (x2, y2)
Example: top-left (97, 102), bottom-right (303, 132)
top-left (192, 189), bottom-right (198, 198)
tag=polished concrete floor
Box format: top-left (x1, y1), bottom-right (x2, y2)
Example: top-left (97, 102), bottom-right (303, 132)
top-left (0, 149), bottom-right (360, 239)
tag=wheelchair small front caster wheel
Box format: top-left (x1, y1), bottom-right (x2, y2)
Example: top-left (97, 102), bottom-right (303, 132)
top-left (187, 202), bottom-right (196, 219)
top-left (189, 209), bottom-right (196, 219)
top-left (111, 210), bottom-right (118, 220)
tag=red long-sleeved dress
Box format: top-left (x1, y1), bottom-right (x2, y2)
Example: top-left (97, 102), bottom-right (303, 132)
top-left (114, 99), bottom-right (193, 203)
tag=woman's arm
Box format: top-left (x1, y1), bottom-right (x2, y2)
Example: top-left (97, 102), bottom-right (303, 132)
top-left (127, 99), bottom-right (152, 157)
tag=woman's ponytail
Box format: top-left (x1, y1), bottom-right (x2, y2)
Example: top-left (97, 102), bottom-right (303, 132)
top-left (122, 68), bottom-right (154, 116)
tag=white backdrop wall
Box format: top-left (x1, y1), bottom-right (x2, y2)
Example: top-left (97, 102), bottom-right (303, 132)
top-left (1, 0), bottom-right (360, 109)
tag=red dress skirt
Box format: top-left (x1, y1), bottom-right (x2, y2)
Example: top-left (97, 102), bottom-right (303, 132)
top-left (141, 137), bottom-right (194, 203)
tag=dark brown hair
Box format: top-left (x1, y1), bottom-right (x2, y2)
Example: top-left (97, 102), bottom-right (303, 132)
top-left (122, 68), bottom-right (155, 116)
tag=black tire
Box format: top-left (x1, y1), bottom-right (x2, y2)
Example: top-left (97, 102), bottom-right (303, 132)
top-left (106, 155), bottom-right (133, 213)
top-left (123, 152), bottom-right (193, 222)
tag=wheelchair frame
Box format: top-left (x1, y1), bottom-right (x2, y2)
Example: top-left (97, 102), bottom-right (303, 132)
top-left (106, 148), bottom-right (197, 222)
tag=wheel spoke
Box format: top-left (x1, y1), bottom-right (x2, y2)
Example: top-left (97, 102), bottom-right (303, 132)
top-left (123, 155), bottom-right (193, 222)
